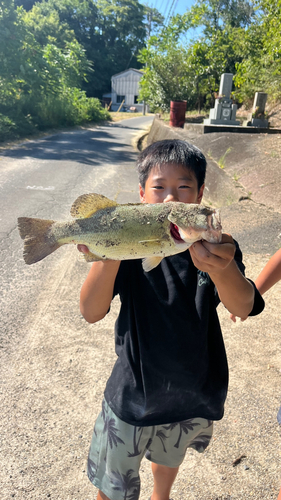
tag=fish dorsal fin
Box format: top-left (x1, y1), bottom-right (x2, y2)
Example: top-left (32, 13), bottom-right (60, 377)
top-left (142, 256), bottom-right (164, 272)
top-left (70, 193), bottom-right (118, 219)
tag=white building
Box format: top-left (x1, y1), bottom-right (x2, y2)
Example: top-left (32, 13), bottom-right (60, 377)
top-left (103, 68), bottom-right (146, 112)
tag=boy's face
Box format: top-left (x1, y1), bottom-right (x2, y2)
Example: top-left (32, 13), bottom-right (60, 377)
top-left (139, 163), bottom-right (204, 205)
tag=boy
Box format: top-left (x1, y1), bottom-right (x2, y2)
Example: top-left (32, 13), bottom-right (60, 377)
top-left (78, 139), bottom-right (264, 500)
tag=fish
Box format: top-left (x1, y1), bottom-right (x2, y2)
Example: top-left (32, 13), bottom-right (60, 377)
top-left (17, 192), bottom-right (222, 272)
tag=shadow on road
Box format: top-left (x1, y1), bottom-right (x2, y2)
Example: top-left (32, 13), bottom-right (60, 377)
top-left (0, 125), bottom-right (137, 167)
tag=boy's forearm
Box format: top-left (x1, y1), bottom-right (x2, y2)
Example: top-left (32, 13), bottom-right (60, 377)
top-left (80, 260), bottom-right (120, 323)
top-left (209, 260), bottom-right (255, 318)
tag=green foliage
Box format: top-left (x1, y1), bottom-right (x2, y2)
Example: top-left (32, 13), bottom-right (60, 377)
top-left (218, 147), bottom-right (232, 168)
top-left (14, 0), bottom-right (39, 10)
top-left (25, 89), bottom-right (110, 129)
top-left (28, 0), bottom-right (148, 98)
top-left (0, 113), bottom-right (17, 141)
top-left (193, 0), bottom-right (255, 31)
top-left (0, 0), bottom-right (110, 142)
top-left (138, 0), bottom-right (256, 113)
top-left (234, 0), bottom-right (281, 103)
top-left (138, 43), bottom-right (193, 112)
top-left (3, 0), bottom-right (281, 142)
top-left (0, 88), bottom-right (110, 142)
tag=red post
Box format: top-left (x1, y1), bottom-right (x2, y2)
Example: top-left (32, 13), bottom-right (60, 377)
top-left (169, 101), bottom-right (187, 128)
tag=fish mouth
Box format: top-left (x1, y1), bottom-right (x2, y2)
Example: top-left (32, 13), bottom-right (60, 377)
top-left (170, 223), bottom-right (185, 243)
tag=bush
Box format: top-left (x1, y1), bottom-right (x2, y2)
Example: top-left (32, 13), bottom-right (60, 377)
top-left (0, 114), bottom-right (17, 142)
top-left (0, 112), bottom-right (36, 142)
top-left (0, 88), bottom-right (111, 141)
top-left (70, 90), bottom-right (111, 124)
top-left (22, 89), bottom-right (111, 130)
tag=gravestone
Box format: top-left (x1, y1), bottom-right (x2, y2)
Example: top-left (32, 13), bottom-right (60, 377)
top-left (204, 73), bottom-right (240, 125)
top-left (243, 92), bottom-right (268, 128)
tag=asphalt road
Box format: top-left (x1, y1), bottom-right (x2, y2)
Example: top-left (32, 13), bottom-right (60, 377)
top-left (0, 116), bottom-right (153, 349)
top-left (0, 116), bottom-right (156, 499)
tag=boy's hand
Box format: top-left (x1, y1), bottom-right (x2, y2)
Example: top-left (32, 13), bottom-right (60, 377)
top-left (189, 233), bottom-right (236, 275)
top-left (190, 233), bottom-right (255, 319)
top-left (77, 244), bottom-right (89, 254)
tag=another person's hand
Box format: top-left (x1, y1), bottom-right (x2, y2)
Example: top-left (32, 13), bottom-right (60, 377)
top-left (230, 313), bottom-right (248, 323)
top-left (189, 233), bottom-right (236, 275)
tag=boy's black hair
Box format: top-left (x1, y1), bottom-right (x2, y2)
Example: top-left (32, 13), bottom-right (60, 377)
top-left (136, 139), bottom-right (206, 190)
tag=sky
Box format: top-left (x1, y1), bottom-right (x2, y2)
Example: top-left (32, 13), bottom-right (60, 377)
top-left (139, 0), bottom-right (201, 41)
top-left (142, 0), bottom-right (196, 21)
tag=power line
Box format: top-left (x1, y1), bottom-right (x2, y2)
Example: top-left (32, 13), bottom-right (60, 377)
top-left (154, 0), bottom-right (160, 10)
top-left (163, 0), bottom-right (173, 22)
top-left (165, 0), bottom-right (177, 23)
top-left (171, 0), bottom-right (179, 17)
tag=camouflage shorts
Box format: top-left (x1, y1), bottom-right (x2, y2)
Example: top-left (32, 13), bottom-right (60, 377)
top-left (87, 399), bottom-right (213, 500)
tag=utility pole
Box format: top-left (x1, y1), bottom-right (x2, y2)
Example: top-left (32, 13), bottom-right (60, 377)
top-left (143, 8), bottom-right (153, 116)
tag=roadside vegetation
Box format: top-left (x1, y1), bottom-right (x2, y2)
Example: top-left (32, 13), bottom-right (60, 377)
top-left (138, 0), bottom-right (281, 113)
top-left (1, 0), bottom-right (281, 143)
top-left (0, 0), bottom-right (162, 142)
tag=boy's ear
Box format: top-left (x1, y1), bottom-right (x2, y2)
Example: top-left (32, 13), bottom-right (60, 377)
top-left (139, 183), bottom-right (146, 203)
top-left (197, 183), bottom-right (205, 204)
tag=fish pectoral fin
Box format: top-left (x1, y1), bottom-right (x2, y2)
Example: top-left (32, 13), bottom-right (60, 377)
top-left (142, 256), bottom-right (163, 272)
top-left (70, 193), bottom-right (118, 219)
top-left (80, 250), bottom-right (104, 263)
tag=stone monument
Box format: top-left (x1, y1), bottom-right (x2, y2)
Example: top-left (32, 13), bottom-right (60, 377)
top-left (204, 73), bottom-right (240, 125)
top-left (243, 92), bottom-right (268, 128)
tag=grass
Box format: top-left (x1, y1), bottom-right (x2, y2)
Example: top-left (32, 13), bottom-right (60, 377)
top-left (218, 147), bottom-right (232, 169)
top-left (207, 147), bottom-right (232, 170)
top-left (160, 109), bottom-right (209, 123)
top-left (109, 111), bottom-right (153, 122)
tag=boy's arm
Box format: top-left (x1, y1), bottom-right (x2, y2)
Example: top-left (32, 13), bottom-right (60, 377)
top-left (78, 245), bottom-right (120, 324)
top-left (189, 234), bottom-right (255, 318)
top-left (255, 248), bottom-right (281, 295)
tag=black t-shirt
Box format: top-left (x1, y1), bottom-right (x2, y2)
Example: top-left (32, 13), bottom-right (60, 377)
top-left (104, 243), bottom-right (264, 426)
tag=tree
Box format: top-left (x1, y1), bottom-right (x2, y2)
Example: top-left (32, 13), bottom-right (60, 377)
top-left (14, 0), bottom-right (41, 10)
top-left (142, 4), bottom-right (165, 38)
top-left (0, 0), bottom-right (108, 140)
top-left (193, 0), bottom-right (255, 31)
top-left (138, 0), bottom-right (256, 112)
top-left (138, 41), bottom-right (194, 112)
top-left (21, 2), bottom-right (76, 48)
top-left (234, 0), bottom-right (281, 103)
top-left (25, 0), bottom-right (148, 98)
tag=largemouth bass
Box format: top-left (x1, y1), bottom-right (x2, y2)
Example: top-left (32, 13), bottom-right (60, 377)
top-left (18, 193), bottom-right (222, 272)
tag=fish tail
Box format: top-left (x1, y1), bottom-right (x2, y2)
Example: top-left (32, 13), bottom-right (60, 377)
top-left (17, 217), bottom-right (60, 264)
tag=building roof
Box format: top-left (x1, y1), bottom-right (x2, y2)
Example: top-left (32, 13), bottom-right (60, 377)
top-left (112, 68), bottom-right (143, 78)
